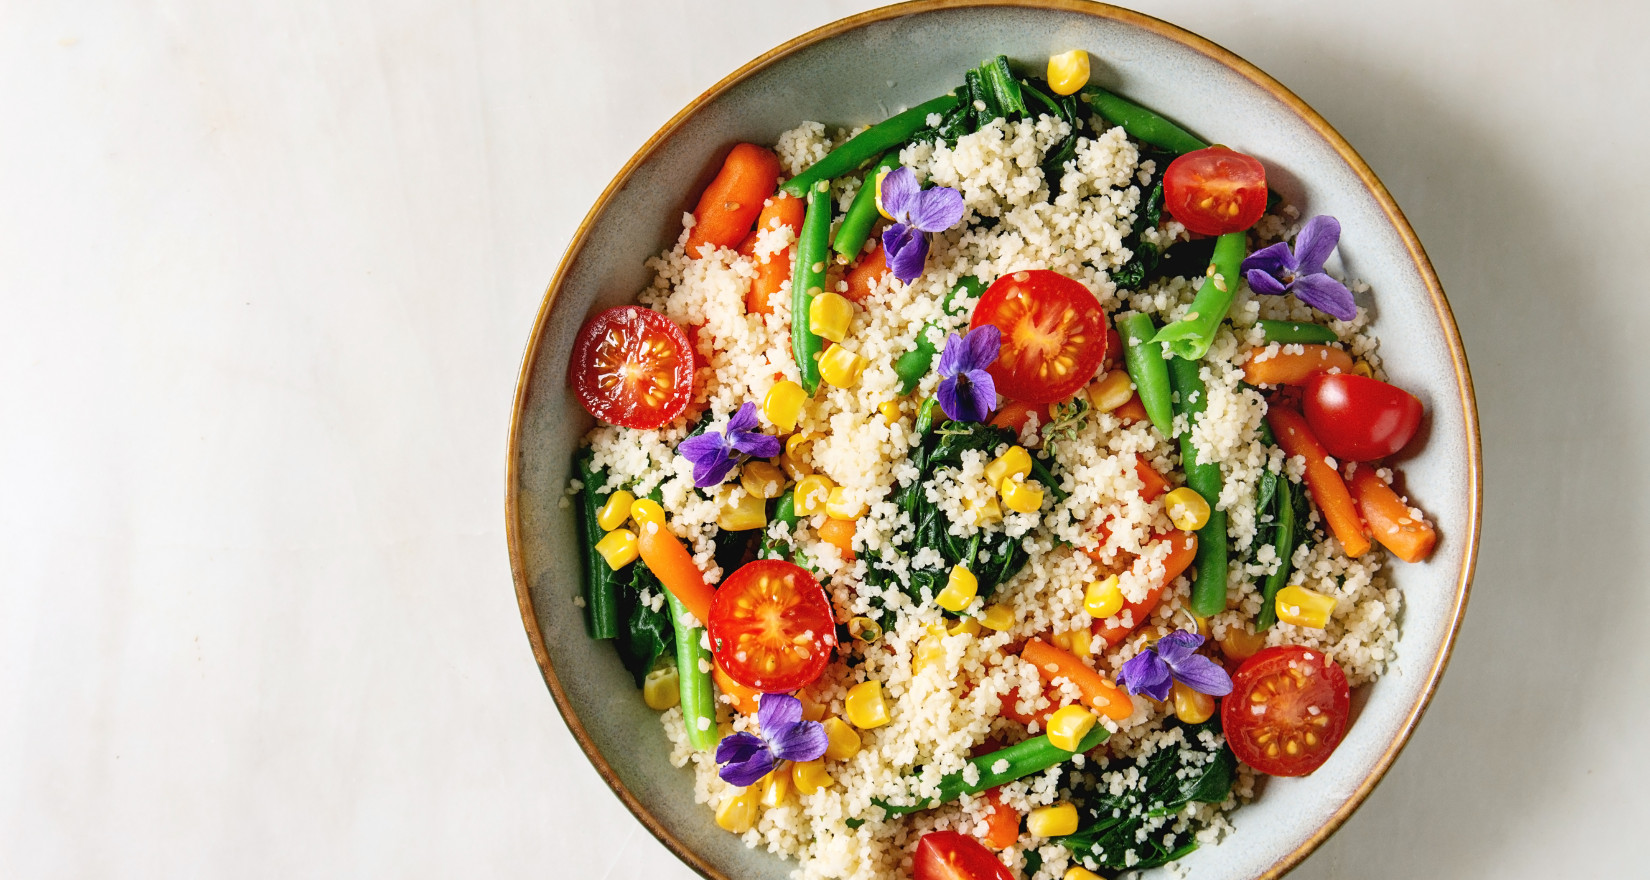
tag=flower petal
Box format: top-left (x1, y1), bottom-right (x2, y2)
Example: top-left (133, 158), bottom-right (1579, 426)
top-left (905, 185), bottom-right (966, 233)
top-left (961, 324), bottom-right (1001, 373)
top-left (1118, 649), bottom-right (1173, 702)
top-left (756, 692), bottom-right (802, 731)
top-left (696, 455), bottom-right (738, 488)
top-left (715, 730), bottom-right (767, 765)
top-left (1245, 268), bottom-right (1288, 297)
top-left (730, 430), bottom-right (780, 459)
top-left (936, 331), bottom-right (968, 378)
top-left (936, 375), bottom-right (964, 421)
top-left (1168, 652), bottom-right (1233, 697)
top-left (767, 720), bottom-right (829, 763)
top-left (1153, 630), bottom-right (1204, 667)
top-left (884, 226), bottom-right (930, 283)
top-left (678, 431), bottom-right (737, 486)
top-left (878, 166), bottom-right (920, 221)
top-left (1292, 215), bottom-right (1341, 276)
top-left (726, 402), bottom-right (760, 435)
top-left (1240, 241), bottom-right (1297, 279)
top-left (717, 750), bottom-right (777, 788)
top-left (1291, 272), bottom-right (1358, 322)
top-left (961, 370), bottom-right (996, 423)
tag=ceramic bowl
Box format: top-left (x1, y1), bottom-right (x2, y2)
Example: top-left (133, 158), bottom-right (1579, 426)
top-left (506, 2), bottom-right (1481, 877)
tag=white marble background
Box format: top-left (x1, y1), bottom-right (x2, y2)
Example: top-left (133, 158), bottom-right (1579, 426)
top-left (2, 1), bottom-right (1644, 877)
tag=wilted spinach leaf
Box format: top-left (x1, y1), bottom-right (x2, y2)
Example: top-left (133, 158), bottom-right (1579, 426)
top-left (613, 565), bottom-right (674, 689)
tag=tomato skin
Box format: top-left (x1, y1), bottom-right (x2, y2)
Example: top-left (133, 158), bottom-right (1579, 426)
top-left (1162, 146), bottom-right (1268, 236)
top-left (1222, 646), bottom-right (1351, 777)
top-left (1303, 373), bottom-right (1424, 461)
top-left (912, 831), bottom-right (1015, 880)
top-left (569, 306), bottom-right (695, 429)
top-left (970, 270), bottom-right (1110, 405)
top-left (707, 560), bottom-right (837, 692)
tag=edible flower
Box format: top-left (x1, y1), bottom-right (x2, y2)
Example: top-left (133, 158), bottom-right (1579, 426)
top-left (1240, 215), bottom-right (1357, 321)
top-left (935, 324), bottom-right (1000, 423)
top-left (714, 693), bottom-right (828, 787)
top-left (1116, 630), bottom-right (1232, 703)
top-left (677, 402), bottom-right (782, 488)
top-left (878, 167), bottom-right (966, 283)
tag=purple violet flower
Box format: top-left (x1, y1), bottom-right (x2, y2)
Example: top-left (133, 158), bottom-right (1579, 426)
top-left (714, 693), bottom-right (828, 787)
top-left (676, 402), bottom-right (781, 488)
top-left (935, 324), bottom-right (1000, 423)
top-left (1240, 215), bottom-right (1357, 321)
top-left (1116, 630), bottom-right (1233, 703)
top-left (878, 166), bottom-right (966, 283)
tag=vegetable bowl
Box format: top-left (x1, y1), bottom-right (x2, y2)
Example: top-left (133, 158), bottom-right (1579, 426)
top-left (505, 2), bottom-right (1480, 879)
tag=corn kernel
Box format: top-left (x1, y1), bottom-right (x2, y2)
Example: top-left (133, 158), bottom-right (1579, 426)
top-left (1164, 486), bottom-right (1211, 531)
top-left (718, 491), bottom-right (767, 531)
top-left (739, 461), bottom-right (786, 499)
top-left (1172, 680), bottom-right (1216, 724)
top-left (1088, 369), bottom-right (1134, 413)
top-left (844, 680), bottom-right (891, 729)
top-left (979, 605), bottom-right (1015, 632)
top-left (596, 490), bottom-right (635, 531)
top-left (949, 615), bottom-right (983, 637)
top-left (642, 665), bottom-right (679, 711)
top-left (1027, 803), bottom-right (1079, 837)
top-left (779, 433), bottom-right (813, 481)
top-left (848, 616), bottom-right (883, 643)
top-left (935, 565), bottom-right (978, 612)
top-left (809, 291), bottom-right (854, 343)
top-left (818, 345), bottom-right (867, 388)
top-left (1064, 867), bottom-right (1104, 880)
top-left (873, 169), bottom-right (894, 221)
top-left (1046, 705), bottom-right (1098, 752)
top-left (1219, 625), bottom-right (1267, 661)
top-left (594, 528), bottom-right (639, 569)
top-left (792, 759), bottom-right (835, 795)
top-left (1276, 584), bottom-right (1337, 629)
top-left (799, 690), bottom-right (827, 722)
top-left (822, 717), bottom-right (862, 762)
top-left (878, 400), bottom-right (903, 422)
top-left (1046, 49), bottom-right (1091, 96)
top-left (794, 474), bottom-right (834, 516)
top-left (715, 788), bottom-right (759, 833)
top-left (629, 498), bottom-right (666, 529)
top-left (825, 486), bottom-right (866, 520)
top-left (1194, 615), bottom-right (1211, 638)
top-left (1084, 575), bottom-right (1123, 618)
top-left (759, 768), bottom-right (791, 808)
top-left (1000, 477), bottom-right (1045, 514)
top-left (984, 445), bottom-right (1033, 487)
top-left (962, 491), bottom-right (1002, 526)
top-left (1352, 360), bottom-right (1374, 378)
top-left (1065, 628), bottom-right (1094, 660)
top-left (763, 380), bottom-right (808, 434)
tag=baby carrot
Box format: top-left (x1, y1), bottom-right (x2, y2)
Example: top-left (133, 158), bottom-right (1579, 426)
top-left (1267, 406), bottom-right (1371, 557)
top-left (843, 241), bottom-right (891, 302)
top-left (1021, 638), bottom-right (1134, 722)
top-left (636, 522), bottom-right (716, 625)
top-left (711, 661), bottom-right (762, 716)
top-left (1347, 466), bottom-right (1437, 562)
top-left (818, 517), bottom-right (856, 561)
top-left (685, 143), bottom-right (783, 257)
top-left (1093, 529), bottom-right (1197, 646)
top-left (745, 246), bottom-right (792, 315)
top-left (1242, 344), bottom-right (1354, 386)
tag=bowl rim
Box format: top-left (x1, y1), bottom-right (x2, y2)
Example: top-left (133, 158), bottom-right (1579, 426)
top-left (504, 1), bottom-right (1482, 877)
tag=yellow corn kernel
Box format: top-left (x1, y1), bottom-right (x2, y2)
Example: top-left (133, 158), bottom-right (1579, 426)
top-left (794, 474), bottom-right (834, 516)
top-left (1172, 680), bottom-right (1216, 725)
top-left (844, 680), bottom-right (891, 729)
top-left (935, 565), bottom-right (978, 612)
top-left (949, 615), bottom-right (983, 637)
top-left (1064, 868), bottom-right (1104, 880)
top-left (791, 759), bottom-right (835, 795)
top-left (1194, 615), bottom-right (1211, 638)
top-left (629, 498), bottom-right (666, 529)
top-left (878, 400), bottom-right (903, 422)
top-left (759, 768), bottom-right (791, 808)
top-left (1088, 369), bottom-right (1134, 413)
top-left (1276, 584), bottom-right (1337, 629)
top-left (779, 433), bottom-right (813, 481)
top-left (1046, 704), bottom-right (1098, 752)
top-left (1352, 360), bottom-right (1374, 378)
top-left (739, 461), bottom-right (787, 500)
top-left (1000, 477), bottom-right (1045, 514)
top-left (979, 604), bottom-right (1015, 632)
top-left (1046, 49), bottom-right (1091, 96)
top-left (984, 445), bottom-right (1033, 487)
top-left (825, 487), bottom-right (866, 520)
top-left (718, 491), bottom-right (767, 531)
top-left (1164, 486), bottom-right (1211, 531)
top-left (799, 690), bottom-right (827, 722)
top-left (1027, 803), bottom-right (1080, 838)
top-left (873, 169), bottom-right (895, 221)
top-left (642, 665), bottom-right (680, 711)
top-left (849, 616), bottom-right (883, 643)
top-left (1219, 625), bottom-right (1267, 661)
top-left (961, 491), bottom-right (1002, 526)
top-left (1084, 575), bottom-right (1123, 618)
top-left (818, 345), bottom-right (867, 388)
top-left (822, 717), bottom-right (862, 762)
top-left (809, 291), bottom-right (854, 343)
top-left (715, 788), bottom-right (759, 834)
top-left (763, 381), bottom-right (808, 434)
top-left (596, 490), bottom-right (635, 531)
top-left (1065, 628), bottom-right (1094, 660)
top-left (594, 528), bottom-right (639, 569)
top-left (914, 624), bottom-right (948, 674)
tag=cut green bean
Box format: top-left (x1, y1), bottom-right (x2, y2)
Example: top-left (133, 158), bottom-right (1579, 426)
top-left (759, 487), bottom-right (798, 561)
top-left (834, 151), bottom-right (901, 261)
top-left (667, 593), bottom-right (718, 751)
top-left (781, 94), bottom-right (961, 198)
top-left (1255, 474), bottom-right (1296, 631)
top-left (1167, 356), bottom-right (1228, 618)
top-left (1256, 319), bottom-right (1338, 345)
top-left (791, 179), bottom-right (833, 394)
top-left (1118, 312), bottom-right (1174, 437)
top-left (574, 451), bottom-right (620, 640)
top-left (894, 276), bottom-right (984, 393)
top-left (1152, 232), bottom-right (1248, 361)
top-left (877, 724), bottom-right (1108, 817)
top-left (1081, 87), bottom-right (1208, 155)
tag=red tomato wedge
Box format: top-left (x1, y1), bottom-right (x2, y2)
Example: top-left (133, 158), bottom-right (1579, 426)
top-left (1163, 146), bottom-right (1268, 236)
top-left (970, 270), bottom-right (1109, 405)
top-left (1222, 645), bottom-right (1351, 777)
top-left (1303, 372), bottom-right (1424, 462)
top-left (707, 560), bottom-right (837, 692)
top-left (569, 306), bottom-right (695, 429)
top-left (912, 831), bottom-right (1015, 880)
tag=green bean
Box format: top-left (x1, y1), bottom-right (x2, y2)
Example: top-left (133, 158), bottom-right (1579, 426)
top-left (791, 179), bottom-right (833, 394)
top-left (781, 94), bottom-right (961, 198)
top-left (894, 276), bottom-right (985, 393)
top-left (1081, 87), bottom-right (1207, 155)
top-left (759, 488), bottom-right (797, 561)
top-left (667, 593), bottom-right (718, 751)
top-left (1166, 356), bottom-right (1229, 618)
top-left (1152, 232), bottom-right (1248, 361)
top-left (574, 451), bottom-right (619, 640)
top-left (1255, 474), bottom-right (1296, 631)
top-left (877, 724), bottom-right (1108, 817)
top-left (1256, 319), bottom-right (1338, 345)
top-left (1118, 312), bottom-right (1174, 437)
top-left (833, 151), bottom-right (900, 261)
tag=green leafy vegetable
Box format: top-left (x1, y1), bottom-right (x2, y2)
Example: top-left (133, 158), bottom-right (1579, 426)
top-left (1252, 455), bottom-right (1313, 630)
top-left (613, 565), bottom-right (674, 689)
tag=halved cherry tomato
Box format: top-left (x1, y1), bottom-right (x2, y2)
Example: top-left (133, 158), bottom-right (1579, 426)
top-left (912, 831), bottom-right (1015, 880)
top-left (1163, 146), bottom-right (1268, 236)
top-left (707, 560), bottom-right (837, 692)
top-left (988, 399), bottom-right (1046, 433)
top-left (569, 306), bottom-right (694, 429)
top-left (1303, 372), bottom-right (1424, 462)
top-left (1222, 645), bottom-right (1351, 777)
top-left (970, 270), bottom-right (1109, 404)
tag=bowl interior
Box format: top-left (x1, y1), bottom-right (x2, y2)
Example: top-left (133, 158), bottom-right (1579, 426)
top-left (507, 4), bottom-right (1477, 878)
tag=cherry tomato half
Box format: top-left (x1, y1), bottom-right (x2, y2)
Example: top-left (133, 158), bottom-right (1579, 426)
top-left (569, 306), bottom-right (695, 429)
top-left (970, 270), bottom-right (1109, 405)
top-left (1303, 372), bottom-right (1424, 462)
top-left (912, 831), bottom-right (1015, 880)
top-left (1163, 146), bottom-right (1268, 236)
top-left (707, 560), bottom-right (837, 692)
top-left (1221, 645), bottom-right (1350, 777)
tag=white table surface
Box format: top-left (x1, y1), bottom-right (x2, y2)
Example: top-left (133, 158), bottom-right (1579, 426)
top-left (3, 1), bottom-right (1645, 877)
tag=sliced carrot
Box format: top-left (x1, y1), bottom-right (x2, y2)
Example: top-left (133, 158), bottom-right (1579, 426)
top-left (818, 517), bottom-right (856, 561)
top-left (636, 526), bottom-right (717, 624)
top-left (1267, 405), bottom-right (1371, 557)
top-left (988, 399), bottom-right (1045, 433)
top-left (685, 143), bottom-right (784, 257)
top-left (1132, 454), bottom-right (1170, 503)
top-left (1347, 466), bottom-right (1437, 562)
top-left (1242, 344), bottom-right (1354, 386)
top-left (843, 242), bottom-right (890, 302)
top-left (1092, 530), bottom-right (1196, 646)
top-left (1113, 394), bottom-right (1149, 424)
top-left (1021, 638), bottom-right (1134, 722)
top-left (754, 192), bottom-right (805, 237)
top-left (980, 789), bottom-right (1021, 849)
top-left (998, 679), bottom-right (1056, 729)
top-left (711, 662), bottom-right (761, 715)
